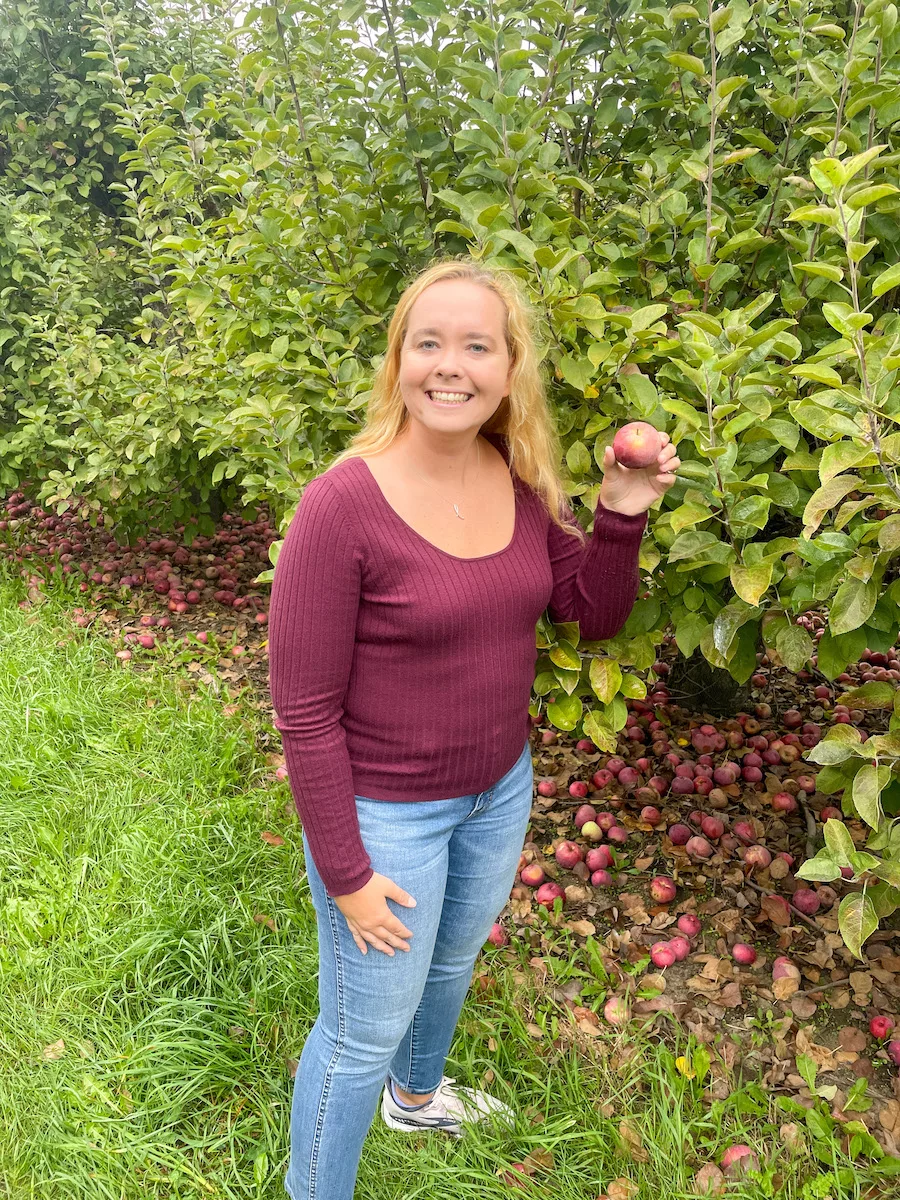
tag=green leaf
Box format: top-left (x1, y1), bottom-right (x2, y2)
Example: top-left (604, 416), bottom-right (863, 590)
top-left (789, 363), bottom-right (844, 386)
top-left (665, 52), bottom-right (706, 76)
top-left (789, 402), bottom-right (862, 440)
top-left (582, 709), bottom-right (617, 754)
top-left (796, 1053), bottom-right (818, 1093)
top-left (879, 517), bottom-right (900, 552)
top-left (869, 882), bottom-right (900, 920)
top-left (847, 184), bottom-right (900, 210)
top-left (776, 624), bottom-right (814, 672)
top-left (815, 628), bottom-right (865, 680)
top-left (674, 612), bottom-right (706, 658)
top-left (802, 475), bottom-right (862, 536)
top-left (185, 285), bottom-right (215, 323)
top-left (786, 205), bottom-right (837, 227)
top-left (566, 440), bottom-right (592, 475)
top-left (629, 304), bottom-right (668, 332)
top-left (873, 859), bottom-right (900, 887)
top-left (843, 144), bottom-right (888, 182)
top-left (670, 502), bottom-right (713, 534)
top-left (822, 302), bottom-right (873, 336)
top-left (835, 681), bottom-right (897, 709)
top-left (620, 373), bottom-right (660, 418)
top-left (662, 396), bottom-right (705, 429)
top-left (619, 673), bottom-right (647, 700)
top-left (824, 816), bottom-right (857, 864)
top-left (589, 657), bottom-right (622, 705)
top-left (851, 764), bottom-right (892, 828)
top-left (838, 891), bottom-right (879, 960)
top-left (730, 561), bottom-right (772, 605)
top-left (872, 263), bottom-right (900, 298)
top-left (819, 441), bottom-right (876, 484)
top-left (830, 576), bottom-right (878, 636)
top-left (549, 638), bottom-right (581, 671)
top-left (796, 848), bottom-right (842, 882)
top-left (547, 693), bottom-right (583, 731)
top-left (558, 355), bottom-right (595, 392)
top-left (792, 261), bottom-right (844, 282)
top-left (808, 725), bottom-right (863, 765)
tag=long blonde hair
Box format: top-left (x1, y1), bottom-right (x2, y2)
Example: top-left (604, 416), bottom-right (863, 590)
top-left (325, 255), bottom-right (587, 545)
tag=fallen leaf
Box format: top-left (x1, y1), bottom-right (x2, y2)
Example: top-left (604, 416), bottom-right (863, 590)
top-left (568, 919), bottom-right (596, 936)
top-left (260, 831), bottom-right (285, 846)
top-left (642, 972), bottom-right (667, 992)
top-left (789, 995), bottom-right (818, 1019)
top-left (42, 1039), bottom-right (65, 1061)
top-left (692, 1163), bottom-right (726, 1196)
top-left (880, 1100), bottom-right (900, 1136)
top-left (618, 1119), bottom-right (648, 1163)
top-left (773, 976), bottom-right (800, 1000)
top-left (253, 913), bottom-right (276, 932)
top-left (606, 1179), bottom-right (639, 1200)
top-left (839, 1027), bottom-right (867, 1053)
top-left (762, 895), bottom-right (792, 926)
top-left (524, 1148), bottom-right (554, 1171)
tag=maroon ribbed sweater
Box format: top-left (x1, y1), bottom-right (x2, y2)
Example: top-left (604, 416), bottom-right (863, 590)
top-left (267, 431), bottom-right (647, 897)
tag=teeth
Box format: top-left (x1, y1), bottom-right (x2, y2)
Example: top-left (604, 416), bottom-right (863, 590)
top-left (430, 391), bottom-right (471, 403)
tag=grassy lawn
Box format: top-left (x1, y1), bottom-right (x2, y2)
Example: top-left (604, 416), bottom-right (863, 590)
top-left (0, 565), bottom-right (895, 1199)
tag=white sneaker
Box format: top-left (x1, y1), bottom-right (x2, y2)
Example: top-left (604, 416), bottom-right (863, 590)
top-left (380, 1074), bottom-right (516, 1138)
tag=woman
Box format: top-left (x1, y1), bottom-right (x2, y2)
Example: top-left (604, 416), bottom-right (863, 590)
top-left (268, 257), bottom-right (679, 1200)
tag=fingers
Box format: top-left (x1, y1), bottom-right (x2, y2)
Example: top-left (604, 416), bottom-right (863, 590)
top-left (350, 921), bottom-right (413, 956)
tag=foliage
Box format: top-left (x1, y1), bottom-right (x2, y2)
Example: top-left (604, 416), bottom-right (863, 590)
top-left (1, 2), bottom-right (900, 764)
top-left (797, 679), bottom-right (900, 958)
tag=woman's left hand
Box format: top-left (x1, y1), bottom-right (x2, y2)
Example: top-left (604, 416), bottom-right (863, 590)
top-left (598, 433), bottom-right (680, 517)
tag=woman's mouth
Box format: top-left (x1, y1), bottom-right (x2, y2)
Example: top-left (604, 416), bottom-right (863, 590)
top-left (427, 390), bottom-right (473, 406)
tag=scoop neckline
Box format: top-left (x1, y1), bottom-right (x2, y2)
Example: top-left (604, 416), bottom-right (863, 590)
top-left (352, 449), bottom-right (520, 563)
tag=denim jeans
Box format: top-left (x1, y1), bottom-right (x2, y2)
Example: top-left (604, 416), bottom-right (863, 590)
top-left (285, 736), bottom-right (534, 1200)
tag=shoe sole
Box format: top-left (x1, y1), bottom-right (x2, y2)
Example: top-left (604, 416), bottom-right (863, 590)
top-left (380, 1094), bottom-right (464, 1138)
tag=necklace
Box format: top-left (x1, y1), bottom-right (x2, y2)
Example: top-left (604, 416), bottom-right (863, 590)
top-left (406, 437), bottom-right (481, 520)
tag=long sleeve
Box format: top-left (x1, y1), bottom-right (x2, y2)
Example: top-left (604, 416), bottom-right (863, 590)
top-left (546, 497), bottom-right (647, 640)
top-left (267, 476), bottom-right (375, 898)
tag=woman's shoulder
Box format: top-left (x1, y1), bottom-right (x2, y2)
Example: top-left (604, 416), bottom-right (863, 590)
top-left (293, 458), bottom-right (367, 527)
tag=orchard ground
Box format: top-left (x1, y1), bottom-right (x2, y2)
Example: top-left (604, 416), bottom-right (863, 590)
top-left (1, 502), bottom-right (900, 1197)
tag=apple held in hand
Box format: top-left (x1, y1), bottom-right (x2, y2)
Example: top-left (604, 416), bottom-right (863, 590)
top-left (612, 422), bottom-right (663, 469)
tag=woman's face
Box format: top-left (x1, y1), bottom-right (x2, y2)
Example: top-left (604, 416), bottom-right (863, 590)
top-left (398, 279), bottom-right (513, 434)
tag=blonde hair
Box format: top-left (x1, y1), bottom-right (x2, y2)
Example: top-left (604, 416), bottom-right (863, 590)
top-left (325, 255), bottom-right (587, 545)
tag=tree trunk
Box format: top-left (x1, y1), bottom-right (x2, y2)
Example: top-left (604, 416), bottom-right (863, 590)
top-left (665, 648), bottom-right (754, 718)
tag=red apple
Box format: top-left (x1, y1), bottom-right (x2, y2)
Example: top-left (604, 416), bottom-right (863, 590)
top-left (554, 840), bottom-right (583, 869)
top-left (677, 913), bottom-right (702, 938)
top-left (612, 421), bottom-right (662, 469)
top-left (792, 888), bottom-right (820, 915)
top-left (535, 881), bottom-right (566, 908)
top-left (574, 804), bottom-right (597, 829)
top-left (650, 941), bottom-right (677, 968)
top-left (649, 876), bottom-right (677, 903)
top-left (870, 1016), bottom-right (894, 1040)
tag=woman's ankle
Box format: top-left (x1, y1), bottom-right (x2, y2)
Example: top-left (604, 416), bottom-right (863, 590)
top-left (391, 1078), bottom-right (435, 1106)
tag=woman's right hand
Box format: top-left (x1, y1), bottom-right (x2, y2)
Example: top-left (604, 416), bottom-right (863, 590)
top-left (332, 871), bottom-right (417, 956)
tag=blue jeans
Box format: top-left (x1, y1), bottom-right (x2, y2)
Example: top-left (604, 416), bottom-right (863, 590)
top-left (285, 737), bottom-right (534, 1200)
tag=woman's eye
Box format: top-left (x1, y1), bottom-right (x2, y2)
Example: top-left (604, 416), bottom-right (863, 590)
top-left (419, 341), bottom-right (486, 352)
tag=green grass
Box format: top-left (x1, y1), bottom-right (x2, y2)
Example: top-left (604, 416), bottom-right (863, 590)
top-left (0, 563), bottom-right (896, 1199)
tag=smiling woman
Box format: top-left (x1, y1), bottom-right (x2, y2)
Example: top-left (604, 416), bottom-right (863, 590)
top-left (268, 255), bottom-right (663, 1200)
